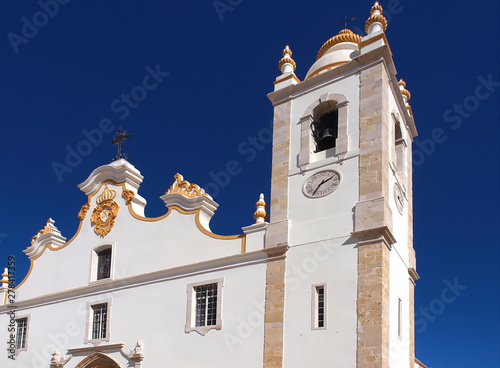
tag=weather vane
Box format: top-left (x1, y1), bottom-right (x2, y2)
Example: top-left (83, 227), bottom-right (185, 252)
top-left (109, 127), bottom-right (132, 161)
top-left (337, 15), bottom-right (356, 29)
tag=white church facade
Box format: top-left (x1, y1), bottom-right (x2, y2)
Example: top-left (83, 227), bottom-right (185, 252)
top-left (1, 3), bottom-right (427, 367)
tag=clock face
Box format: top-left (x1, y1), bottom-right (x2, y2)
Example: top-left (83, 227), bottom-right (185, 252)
top-left (303, 170), bottom-right (341, 198)
top-left (393, 183), bottom-right (405, 214)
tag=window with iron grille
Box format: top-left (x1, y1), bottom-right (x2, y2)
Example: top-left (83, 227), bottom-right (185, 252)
top-left (97, 248), bottom-right (111, 280)
top-left (186, 278), bottom-right (223, 335)
top-left (91, 303), bottom-right (108, 339)
top-left (15, 318), bottom-right (28, 350)
top-left (195, 283), bottom-right (218, 327)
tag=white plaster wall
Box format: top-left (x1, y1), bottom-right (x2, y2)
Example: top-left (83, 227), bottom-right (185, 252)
top-left (387, 85), bottom-right (413, 368)
top-left (16, 186), bottom-right (247, 300)
top-left (4, 262), bottom-right (267, 368)
top-left (283, 239), bottom-right (358, 368)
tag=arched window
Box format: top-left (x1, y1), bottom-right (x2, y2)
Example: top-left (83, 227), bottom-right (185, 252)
top-left (311, 102), bottom-right (339, 153)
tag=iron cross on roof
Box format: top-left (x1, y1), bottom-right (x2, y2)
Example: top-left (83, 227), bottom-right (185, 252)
top-left (110, 127), bottom-right (132, 161)
top-left (337, 15), bottom-right (356, 29)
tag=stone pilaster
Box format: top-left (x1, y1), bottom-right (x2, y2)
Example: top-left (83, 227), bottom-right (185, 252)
top-left (265, 101), bottom-right (291, 249)
top-left (263, 246), bottom-right (288, 368)
top-left (357, 238), bottom-right (391, 368)
top-left (263, 97), bottom-right (291, 367)
top-left (355, 61), bottom-right (393, 367)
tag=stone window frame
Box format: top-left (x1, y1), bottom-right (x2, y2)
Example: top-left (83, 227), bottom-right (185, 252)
top-left (85, 298), bottom-right (112, 346)
top-left (391, 111), bottom-right (407, 176)
top-left (311, 283), bottom-right (327, 330)
top-left (185, 278), bottom-right (224, 336)
top-left (90, 243), bottom-right (115, 283)
top-left (14, 314), bottom-right (31, 354)
top-left (298, 93), bottom-right (349, 169)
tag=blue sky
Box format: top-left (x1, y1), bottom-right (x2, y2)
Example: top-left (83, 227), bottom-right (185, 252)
top-left (0, 1), bottom-right (498, 367)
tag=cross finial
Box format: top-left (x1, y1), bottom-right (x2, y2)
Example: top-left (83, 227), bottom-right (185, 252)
top-left (337, 15), bottom-right (356, 29)
top-left (109, 127), bottom-right (132, 161)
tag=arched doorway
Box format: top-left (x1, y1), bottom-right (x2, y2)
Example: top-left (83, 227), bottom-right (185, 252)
top-left (75, 352), bottom-right (123, 368)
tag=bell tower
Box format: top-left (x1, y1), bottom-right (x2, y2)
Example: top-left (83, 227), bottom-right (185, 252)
top-left (263, 2), bottom-right (419, 368)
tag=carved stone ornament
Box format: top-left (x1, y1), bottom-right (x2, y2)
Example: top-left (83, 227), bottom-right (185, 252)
top-left (78, 203), bottom-right (90, 221)
top-left (165, 173), bottom-right (209, 199)
top-left (122, 189), bottom-right (135, 204)
top-left (91, 184), bottom-right (120, 237)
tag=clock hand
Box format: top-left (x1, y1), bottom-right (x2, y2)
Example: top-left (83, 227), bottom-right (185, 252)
top-left (312, 176), bottom-right (334, 195)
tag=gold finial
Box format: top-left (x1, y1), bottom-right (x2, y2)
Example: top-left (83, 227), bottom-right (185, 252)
top-left (1, 268), bottom-right (9, 286)
top-left (278, 45), bottom-right (297, 73)
top-left (365, 1), bottom-right (388, 33)
top-left (370, 1), bottom-right (384, 15)
top-left (253, 193), bottom-right (268, 223)
top-left (165, 173), bottom-right (208, 199)
top-left (398, 79), bottom-right (411, 101)
top-left (316, 29), bottom-right (362, 60)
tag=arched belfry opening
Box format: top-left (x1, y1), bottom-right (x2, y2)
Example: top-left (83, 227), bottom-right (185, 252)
top-left (75, 352), bottom-right (123, 368)
top-left (311, 101), bottom-right (339, 152)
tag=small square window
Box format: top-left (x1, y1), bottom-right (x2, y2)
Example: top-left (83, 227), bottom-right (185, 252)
top-left (186, 278), bottom-right (223, 335)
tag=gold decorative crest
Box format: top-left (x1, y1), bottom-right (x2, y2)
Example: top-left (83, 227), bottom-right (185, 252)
top-left (91, 184), bottom-right (120, 237)
top-left (122, 189), bottom-right (135, 204)
top-left (165, 173), bottom-right (208, 199)
top-left (31, 218), bottom-right (57, 245)
top-left (78, 203), bottom-right (90, 220)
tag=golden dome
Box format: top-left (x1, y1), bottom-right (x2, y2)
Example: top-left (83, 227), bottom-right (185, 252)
top-left (365, 1), bottom-right (388, 33)
top-left (278, 45), bottom-right (297, 72)
top-left (316, 29), bottom-right (362, 60)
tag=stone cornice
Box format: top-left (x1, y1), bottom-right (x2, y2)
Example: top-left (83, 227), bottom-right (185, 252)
top-left (0, 249), bottom-right (269, 313)
top-left (351, 226), bottom-right (396, 250)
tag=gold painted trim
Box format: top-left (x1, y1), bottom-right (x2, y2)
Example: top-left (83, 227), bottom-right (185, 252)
top-left (14, 180), bottom-right (247, 291)
top-left (306, 61), bottom-right (349, 80)
top-left (273, 73), bottom-right (301, 85)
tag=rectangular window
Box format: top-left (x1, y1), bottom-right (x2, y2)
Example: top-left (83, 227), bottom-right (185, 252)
top-left (91, 303), bottom-right (108, 340)
top-left (15, 318), bottom-right (28, 350)
top-left (397, 298), bottom-right (403, 339)
top-left (312, 283), bottom-right (327, 329)
top-left (195, 283), bottom-right (218, 327)
top-left (97, 249), bottom-right (111, 280)
top-left (186, 278), bottom-right (223, 335)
